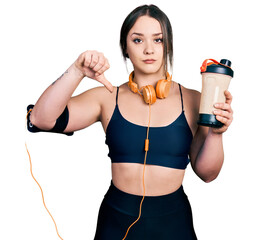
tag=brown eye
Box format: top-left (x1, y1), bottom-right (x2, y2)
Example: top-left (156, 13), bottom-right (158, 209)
top-left (155, 38), bottom-right (163, 43)
top-left (133, 38), bottom-right (142, 43)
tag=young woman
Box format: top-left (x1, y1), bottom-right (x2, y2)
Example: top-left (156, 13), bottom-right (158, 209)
top-left (28, 4), bottom-right (233, 240)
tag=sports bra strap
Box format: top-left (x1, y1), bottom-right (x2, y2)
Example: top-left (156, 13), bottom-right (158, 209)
top-left (178, 84), bottom-right (184, 111)
top-left (116, 86), bottom-right (119, 105)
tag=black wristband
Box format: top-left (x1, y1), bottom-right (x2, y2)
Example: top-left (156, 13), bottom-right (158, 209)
top-left (26, 105), bottom-right (74, 136)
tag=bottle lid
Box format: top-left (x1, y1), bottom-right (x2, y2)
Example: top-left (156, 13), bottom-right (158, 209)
top-left (200, 59), bottom-right (234, 77)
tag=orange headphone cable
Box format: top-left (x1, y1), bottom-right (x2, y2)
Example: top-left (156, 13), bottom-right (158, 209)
top-left (26, 102), bottom-right (151, 240)
top-left (122, 103), bottom-right (151, 240)
top-left (25, 109), bottom-right (64, 240)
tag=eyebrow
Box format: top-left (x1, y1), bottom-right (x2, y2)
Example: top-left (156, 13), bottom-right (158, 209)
top-left (131, 32), bottom-right (163, 37)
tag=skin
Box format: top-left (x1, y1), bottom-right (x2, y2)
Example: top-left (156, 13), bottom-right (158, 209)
top-left (30, 16), bottom-right (233, 196)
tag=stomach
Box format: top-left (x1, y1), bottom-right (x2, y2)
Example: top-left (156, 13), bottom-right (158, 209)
top-left (112, 163), bottom-right (185, 196)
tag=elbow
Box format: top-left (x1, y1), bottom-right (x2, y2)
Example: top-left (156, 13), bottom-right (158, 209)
top-left (29, 109), bottom-right (55, 130)
top-left (29, 110), bottom-right (38, 126)
top-left (193, 165), bottom-right (220, 183)
top-left (200, 172), bottom-right (220, 183)
top-left (193, 160), bottom-right (223, 184)
top-left (203, 176), bottom-right (217, 183)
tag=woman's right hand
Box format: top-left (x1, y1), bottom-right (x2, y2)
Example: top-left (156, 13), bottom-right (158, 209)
top-left (74, 50), bottom-right (113, 92)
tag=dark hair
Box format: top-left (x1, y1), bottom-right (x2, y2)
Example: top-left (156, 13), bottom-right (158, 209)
top-left (120, 4), bottom-right (173, 73)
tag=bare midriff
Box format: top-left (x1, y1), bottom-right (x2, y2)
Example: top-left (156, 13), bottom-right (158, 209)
top-left (112, 162), bottom-right (185, 196)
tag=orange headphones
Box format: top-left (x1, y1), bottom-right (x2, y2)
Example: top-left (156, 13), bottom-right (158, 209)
top-left (128, 71), bottom-right (173, 104)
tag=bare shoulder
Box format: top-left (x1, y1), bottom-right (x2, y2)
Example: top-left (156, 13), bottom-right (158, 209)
top-left (79, 85), bottom-right (117, 98)
top-left (99, 85), bottom-right (119, 108)
top-left (180, 84), bottom-right (201, 111)
top-left (180, 84), bottom-right (201, 98)
top-left (179, 84), bottom-right (201, 136)
top-left (79, 85), bottom-right (119, 113)
top-left (73, 85), bottom-right (118, 107)
top-left (99, 83), bottom-right (129, 133)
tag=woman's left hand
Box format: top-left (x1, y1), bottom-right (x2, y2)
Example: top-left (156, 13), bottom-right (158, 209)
top-left (212, 90), bottom-right (233, 134)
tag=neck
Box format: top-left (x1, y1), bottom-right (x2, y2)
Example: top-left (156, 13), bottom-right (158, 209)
top-left (132, 69), bottom-right (166, 89)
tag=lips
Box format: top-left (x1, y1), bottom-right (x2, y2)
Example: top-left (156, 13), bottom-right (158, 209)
top-left (143, 59), bottom-right (156, 64)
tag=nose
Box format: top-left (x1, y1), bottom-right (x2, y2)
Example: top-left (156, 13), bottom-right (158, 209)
top-left (143, 40), bottom-right (154, 55)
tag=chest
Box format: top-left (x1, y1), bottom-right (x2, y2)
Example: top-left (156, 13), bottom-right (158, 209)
top-left (105, 106), bottom-right (193, 157)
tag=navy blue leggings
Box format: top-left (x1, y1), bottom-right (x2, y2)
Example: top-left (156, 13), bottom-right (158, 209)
top-left (94, 181), bottom-right (197, 240)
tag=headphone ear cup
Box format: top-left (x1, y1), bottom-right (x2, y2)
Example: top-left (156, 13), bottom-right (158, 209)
top-left (142, 85), bottom-right (156, 104)
top-left (156, 79), bottom-right (172, 99)
top-left (128, 81), bottom-right (139, 93)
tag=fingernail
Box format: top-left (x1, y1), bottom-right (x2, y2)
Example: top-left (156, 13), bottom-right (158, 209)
top-left (214, 103), bottom-right (219, 107)
top-left (110, 86), bottom-right (114, 93)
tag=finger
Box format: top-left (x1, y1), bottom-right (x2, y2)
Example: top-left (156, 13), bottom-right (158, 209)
top-left (212, 125), bottom-right (228, 134)
top-left (95, 74), bottom-right (113, 93)
top-left (215, 114), bottom-right (232, 127)
top-left (95, 61), bottom-right (110, 77)
top-left (83, 51), bottom-right (93, 68)
top-left (93, 57), bottom-right (109, 74)
top-left (224, 90), bottom-right (233, 105)
top-left (214, 90), bottom-right (233, 110)
top-left (214, 103), bottom-right (232, 113)
top-left (214, 107), bottom-right (233, 127)
top-left (213, 109), bottom-right (233, 120)
top-left (89, 53), bottom-right (99, 69)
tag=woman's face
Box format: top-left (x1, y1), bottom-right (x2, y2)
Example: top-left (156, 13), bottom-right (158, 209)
top-left (126, 16), bottom-right (164, 76)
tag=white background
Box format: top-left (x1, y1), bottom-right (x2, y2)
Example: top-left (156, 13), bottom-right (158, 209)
top-left (1, 0), bottom-right (258, 239)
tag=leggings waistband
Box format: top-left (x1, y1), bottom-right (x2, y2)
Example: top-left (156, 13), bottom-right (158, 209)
top-left (103, 181), bottom-right (189, 218)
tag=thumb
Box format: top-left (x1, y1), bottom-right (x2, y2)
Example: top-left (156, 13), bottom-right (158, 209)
top-left (95, 74), bottom-right (113, 93)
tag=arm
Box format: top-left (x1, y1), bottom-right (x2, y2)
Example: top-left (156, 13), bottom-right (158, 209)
top-left (30, 50), bottom-right (113, 132)
top-left (190, 90), bottom-right (233, 182)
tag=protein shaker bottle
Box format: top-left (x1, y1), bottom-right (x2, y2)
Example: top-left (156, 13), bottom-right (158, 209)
top-left (198, 59), bottom-right (234, 128)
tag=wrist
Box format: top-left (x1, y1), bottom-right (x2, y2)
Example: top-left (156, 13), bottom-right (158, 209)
top-left (70, 63), bottom-right (85, 80)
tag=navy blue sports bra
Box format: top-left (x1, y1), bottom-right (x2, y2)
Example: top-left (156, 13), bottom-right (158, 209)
top-left (105, 84), bottom-right (193, 170)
